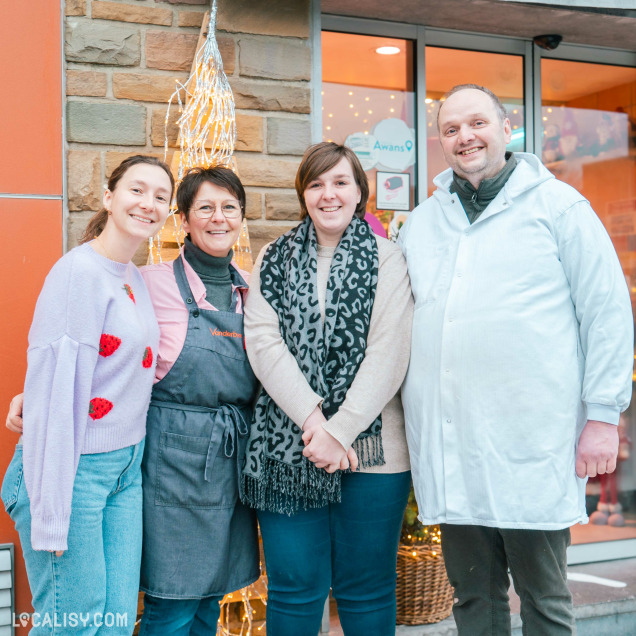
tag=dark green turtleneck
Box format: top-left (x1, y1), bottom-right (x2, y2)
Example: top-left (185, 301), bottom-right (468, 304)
top-left (183, 237), bottom-right (233, 311)
top-left (450, 151), bottom-right (518, 224)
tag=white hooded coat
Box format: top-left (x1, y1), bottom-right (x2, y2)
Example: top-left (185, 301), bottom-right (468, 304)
top-left (399, 152), bottom-right (633, 529)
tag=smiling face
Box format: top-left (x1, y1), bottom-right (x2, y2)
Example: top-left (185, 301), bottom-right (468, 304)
top-left (438, 88), bottom-right (512, 189)
top-left (103, 163), bottom-right (172, 241)
top-left (181, 181), bottom-right (243, 257)
top-left (303, 156), bottom-right (361, 247)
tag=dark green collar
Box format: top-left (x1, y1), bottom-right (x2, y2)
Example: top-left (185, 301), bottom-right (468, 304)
top-left (183, 237), bottom-right (233, 278)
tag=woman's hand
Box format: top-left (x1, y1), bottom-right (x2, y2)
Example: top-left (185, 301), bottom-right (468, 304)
top-left (6, 393), bottom-right (24, 434)
top-left (302, 407), bottom-right (359, 473)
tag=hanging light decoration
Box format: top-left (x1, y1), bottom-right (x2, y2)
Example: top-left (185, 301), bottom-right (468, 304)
top-left (167, 0), bottom-right (235, 175)
top-left (149, 0), bottom-right (252, 270)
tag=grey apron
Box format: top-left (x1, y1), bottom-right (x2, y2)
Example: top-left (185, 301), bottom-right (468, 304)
top-left (140, 255), bottom-right (260, 599)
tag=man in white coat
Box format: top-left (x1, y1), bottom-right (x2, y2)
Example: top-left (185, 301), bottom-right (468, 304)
top-left (398, 84), bottom-right (633, 635)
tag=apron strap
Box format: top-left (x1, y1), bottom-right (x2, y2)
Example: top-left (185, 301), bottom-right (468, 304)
top-left (173, 253), bottom-right (200, 311)
top-left (175, 250), bottom-right (240, 314)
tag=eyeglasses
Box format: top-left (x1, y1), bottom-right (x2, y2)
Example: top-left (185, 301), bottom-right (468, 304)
top-left (190, 201), bottom-right (243, 220)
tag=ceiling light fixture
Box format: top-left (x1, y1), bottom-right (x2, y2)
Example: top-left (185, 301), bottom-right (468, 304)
top-left (376, 46), bottom-right (400, 55)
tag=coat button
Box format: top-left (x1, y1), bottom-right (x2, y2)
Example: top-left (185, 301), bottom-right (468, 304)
top-left (192, 310), bottom-right (200, 318)
top-left (186, 298), bottom-right (193, 304)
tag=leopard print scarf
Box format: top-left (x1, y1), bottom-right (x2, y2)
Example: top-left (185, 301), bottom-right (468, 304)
top-left (242, 216), bottom-right (384, 514)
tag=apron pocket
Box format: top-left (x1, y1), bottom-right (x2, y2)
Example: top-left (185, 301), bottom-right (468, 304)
top-left (155, 432), bottom-right (238, 509)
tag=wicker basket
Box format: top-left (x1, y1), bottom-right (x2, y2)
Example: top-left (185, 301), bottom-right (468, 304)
top-left (395, 543), bottom-right (455, 625)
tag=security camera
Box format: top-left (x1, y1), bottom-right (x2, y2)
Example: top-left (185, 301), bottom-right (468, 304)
top-left (533, 34), bottom-right (563, 50)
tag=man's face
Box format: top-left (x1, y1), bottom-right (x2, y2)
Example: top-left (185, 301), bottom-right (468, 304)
top-left (437, 89), bottom-right (512, 188)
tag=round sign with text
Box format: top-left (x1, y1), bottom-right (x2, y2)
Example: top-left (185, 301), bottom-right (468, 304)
top-left (372, 118), bottom-right (415, 171)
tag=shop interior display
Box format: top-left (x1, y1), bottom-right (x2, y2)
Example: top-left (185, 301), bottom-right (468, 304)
top-left (589, 414), bottom-right (633, 528)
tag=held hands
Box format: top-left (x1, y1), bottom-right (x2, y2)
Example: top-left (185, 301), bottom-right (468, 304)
top-left (575, 419), bottom-right (619, 478)
top-left (6, 393), bottom-right (24, 434)
top-left (302, 407), bottom-right (359, 474)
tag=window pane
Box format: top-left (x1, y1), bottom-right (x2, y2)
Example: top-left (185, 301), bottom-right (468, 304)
top-left (322, 31), bottom-right (416, 239)
top-left (541, 58), bottom-right (636, 545)
top-left (425, 47), bottom-right (524, 196)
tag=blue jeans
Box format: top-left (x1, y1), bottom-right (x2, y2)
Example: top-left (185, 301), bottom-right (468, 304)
top-left (1, 442), bottom-right (144, 635)
top-left (138, 594), bottom-right (223, 636)
top-left (257, 470), bottom-right (411, 636)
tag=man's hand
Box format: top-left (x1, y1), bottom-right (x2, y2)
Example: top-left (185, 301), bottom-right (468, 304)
top-left (575, 419), bottom-right (619, 478)
top-left (6, 393), bottom-right (24, 434)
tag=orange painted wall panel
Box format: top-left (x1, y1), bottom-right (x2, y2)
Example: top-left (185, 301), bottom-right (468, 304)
top-left (0, 2), bottom-right (63, 195)
top-left (0, 199), bottom-right (63, 632)
top-left (0, 2), bottom-right (63, 631)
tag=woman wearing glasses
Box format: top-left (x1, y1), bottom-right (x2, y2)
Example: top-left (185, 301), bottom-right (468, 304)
top-left (137, 166), bottom-right (260, 634)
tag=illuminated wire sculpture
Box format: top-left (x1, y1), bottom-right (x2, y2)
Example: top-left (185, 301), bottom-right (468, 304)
top-left (149, 0), bottom-right (252, 270)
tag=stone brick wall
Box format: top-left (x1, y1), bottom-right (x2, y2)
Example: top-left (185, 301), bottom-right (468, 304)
top-left (65, 0), bottom-right (313, 258)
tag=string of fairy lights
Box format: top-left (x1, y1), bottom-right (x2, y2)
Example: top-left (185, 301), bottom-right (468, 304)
top-left (322, 83), bottom-right (411, 143)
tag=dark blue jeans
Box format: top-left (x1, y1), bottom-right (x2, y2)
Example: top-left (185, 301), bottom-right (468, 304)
top-left (138, 594), bottom-right (223, 636)
top-left (440, 524), bottom-right (574, 636)
top-left (257, 470), bottom-right (411, 636)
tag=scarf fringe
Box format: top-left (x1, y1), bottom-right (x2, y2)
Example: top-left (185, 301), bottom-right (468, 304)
top-left (352, 432), bottom-right (385, 469)
top-left (241, 456), bottom-right (342, 515)
top-left (241, 432), bottom-right (385, 515)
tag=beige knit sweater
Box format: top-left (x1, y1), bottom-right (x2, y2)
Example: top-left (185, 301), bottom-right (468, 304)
top-left (244, 234), bottom-right (413, 474)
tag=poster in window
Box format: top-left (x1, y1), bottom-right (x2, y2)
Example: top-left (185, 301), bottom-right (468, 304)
top-left (377, 171), bottom-right (410, 211)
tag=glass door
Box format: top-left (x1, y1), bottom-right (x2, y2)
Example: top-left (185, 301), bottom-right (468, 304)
top-left (322, 31), bottom-right (416, 240)
top-left (423, 46), bottom-right (525, 196)
top-left (540, 58), bottom-right (636, 556)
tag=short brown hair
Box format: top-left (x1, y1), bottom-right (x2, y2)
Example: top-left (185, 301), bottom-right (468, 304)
top-left (437, 84), bottom-right (508, 129)
top-left (176, 166), bottom-right (246, 222)
top-left (295, 142), bottom-right (369, 220)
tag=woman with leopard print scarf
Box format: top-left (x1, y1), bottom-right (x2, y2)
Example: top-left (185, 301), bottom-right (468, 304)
top-left (242, 142), bottom-right (414, 636)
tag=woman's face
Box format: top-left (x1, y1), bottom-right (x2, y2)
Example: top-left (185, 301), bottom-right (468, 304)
top-left (103, 163), bottom-right (172, 241)
top-left (303, 157), bottom-right (361, 247)
top-left (181, 181), bottom-right (243, 257)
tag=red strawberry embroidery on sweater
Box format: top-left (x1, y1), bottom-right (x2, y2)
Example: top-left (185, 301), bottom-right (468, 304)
top-left (142, 346), bottom-right (153, 368)
top-left (123, 284), bottom-right (136, 303)
top-left (88, 398), bottom-right (113, 420)
top-left (99, 334), bottom-right (121, 357)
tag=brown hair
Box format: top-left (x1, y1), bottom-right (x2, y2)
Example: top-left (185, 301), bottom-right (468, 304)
top-left (79, 155), bottom-right (175, 244)
top-left (176, 166), bottom-right (246, 222)
top-left (295, 142), bottom-right (369, 220)
top-left (437, 84), bottom-right (508, 129)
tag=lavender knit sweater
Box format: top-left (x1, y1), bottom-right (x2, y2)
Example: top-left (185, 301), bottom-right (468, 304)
top-left (22, 242), bottom-right (159, 551)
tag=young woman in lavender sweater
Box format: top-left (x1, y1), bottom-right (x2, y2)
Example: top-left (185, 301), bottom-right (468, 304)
top-left (1, 156), bottom-right (174, 634)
